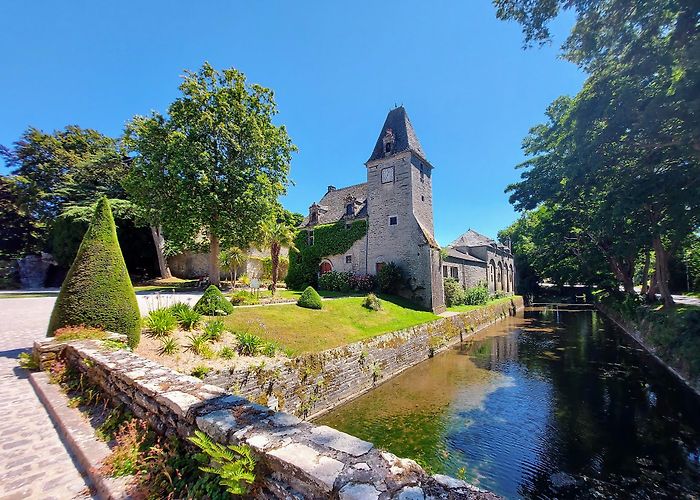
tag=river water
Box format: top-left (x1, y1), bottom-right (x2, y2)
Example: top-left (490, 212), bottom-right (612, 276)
top-left (317, 306), bottom-right (700, 499)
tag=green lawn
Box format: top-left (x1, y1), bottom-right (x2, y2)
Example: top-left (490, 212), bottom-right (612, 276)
top-left (221, 295), bottom-right (438, 355)
top-left (684, 292), bottom-right (700, 299)
top-left (446, 296), bottom-right (517, 313)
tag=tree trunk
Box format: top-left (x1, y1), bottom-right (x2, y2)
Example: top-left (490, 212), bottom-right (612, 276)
top-left (640, 250), bottom-right (651, 295)
top-left (606, 255), bottom-right (635, 294)
top-left (270, 242), bottom-right (280, 295)
top-left (652, 236), bottom-right (675, 307)
top-left (233, 268), bottom-right (237, 289)
top-left (209, 232), bottom-right (220, 287)
top-left (150, 225), bottom-right (172, 279)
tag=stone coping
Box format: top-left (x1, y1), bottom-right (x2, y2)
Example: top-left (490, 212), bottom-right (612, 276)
top-left (34, 337), bottom-right (500, 499)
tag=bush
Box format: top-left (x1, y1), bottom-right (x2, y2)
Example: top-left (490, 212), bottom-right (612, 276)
top-left (145, 309), bottom-right (178, 338)
top-left (443, 279), bottom-right (465, 307)
top-left (219, 346), bottom-right (236, 359)
top-left (377, 262), bottom-right (403, 294)
top-left (172, 306), bottom-right (201, 331)
top-left (191, 365), bottom-right (212, 379)
top-left (235, 331), bottom-right (264, 356)
top-left (350, 274), bottom-right (376, 292)
top-left (194, 285), bottom-right (234, 316)
top-left (230, 290), bottom-right (259, 306)
top-left (159, 337), bottom-right (179, 356)
top-left (203, 319), bottom-right (225, 341)
top-left (318, 271), bottom-right (351, 292)
top-left (297, 286), bottom-right (323, 310)
top-left (47, 197), bottom-right (141, 348)
top-left (464, 283), bottom-right (489, 305)
top-left (362, 293), bottom-right (382, 311)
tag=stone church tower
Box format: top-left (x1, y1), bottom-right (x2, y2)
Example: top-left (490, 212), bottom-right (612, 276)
top-left (365, 107), bottom-right (445, 313)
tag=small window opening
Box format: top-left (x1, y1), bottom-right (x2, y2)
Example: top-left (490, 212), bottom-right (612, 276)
top-left (346, 204), bottom-right (353, 216)
top-left (421, 195), bottom-right (425, 201)
top-left (308, 231), bottom-right (314, 246)
top-left (345, 255), bottom-right (352, 264)
top-left (389, 216), bottom-right (397, 226)
top-left (385, 142), bottom-right (391, 153)
top-left (450, 267), bottom-right (459, 279)
top-left (443, 265), bottom-right (448, 278)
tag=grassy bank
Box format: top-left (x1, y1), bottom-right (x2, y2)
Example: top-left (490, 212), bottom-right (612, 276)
top-left (222, 295), bottom-right (438, 355)
top-left (447, 296), bottom-right (519, 313)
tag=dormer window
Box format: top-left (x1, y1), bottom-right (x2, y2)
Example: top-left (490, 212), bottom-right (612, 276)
top-left (310, 211), bottom-right (318, 224)
top-left (346, 204), bottom-right (354, 216)
top-left (385, 142), bottom-right (391, 153)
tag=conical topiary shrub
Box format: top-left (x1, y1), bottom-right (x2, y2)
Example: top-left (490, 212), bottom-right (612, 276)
top-left (194, 285), bottom-right (234, 316)
top-left (47, 197), bottom-right (141, 347)
top-left (297, 286), bottom-right (322, 310)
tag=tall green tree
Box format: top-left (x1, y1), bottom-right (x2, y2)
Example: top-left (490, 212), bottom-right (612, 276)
top-left (495, 0), bottom-right (700, 305)
top-left (0, 126), bottom-right (126, 256)
top-left (124, 63), bottom-right (295, 287)
top-left (219, 246), bottom-right (247, 288)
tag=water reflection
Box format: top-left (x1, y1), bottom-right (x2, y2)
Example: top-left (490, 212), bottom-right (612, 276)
top-left (317, 307), bottom-right (700, 499)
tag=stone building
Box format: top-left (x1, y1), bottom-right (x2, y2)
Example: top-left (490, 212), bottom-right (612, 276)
top-left (298, 107), bottom-right (515, 313)
top-left (443, 229), bottom-right (515, 295)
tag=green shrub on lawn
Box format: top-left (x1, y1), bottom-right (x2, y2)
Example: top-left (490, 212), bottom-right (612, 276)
top-left (297, 286), bottom-right (322, 310)
top-left (194, 285), bottom-right (234, 316)
top-left (362, 293), bottom-right (382, 311)
top-left (377, 262), bottom-right (403, 293)
top-left (47, 197), bottom-right (141, 348)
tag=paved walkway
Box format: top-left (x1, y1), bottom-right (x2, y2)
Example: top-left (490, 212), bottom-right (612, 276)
top-left (0, 291), bottom-right (202, 499)
top-left (0, 297), bottom-right (91, 499)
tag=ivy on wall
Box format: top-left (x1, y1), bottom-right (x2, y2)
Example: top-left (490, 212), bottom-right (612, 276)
top-left (286, 220), bottom-right (367, 290)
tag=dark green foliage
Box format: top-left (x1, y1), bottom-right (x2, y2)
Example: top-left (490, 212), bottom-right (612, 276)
top-left (464, 284), bottom-right (490, 305)
top-left (47, 198), bottom-right (141, 347)
top-left (377, 262), bottom-right (403, 294)
top-left (443, 279), bottom-right (465, 307)
top-left (319, 271), bottom-right (352, 292)
top-left (188, 430), bottom-right (256, 495)
top-left (174, 307), bottom-right (201, 331)
top-left (146, 308), bottom-right (178, 338)
top-left (297, 286), bottom-right (323, 310)
top-left (203, 319), bottom-right (225, 341)
top-left (235, 331), bottom-right (265, 356)
top-left (286, 220), bottom-right (367, 290)
top-left (194, 285), bottom-right (234, 316)
top-left (362, 293), bottom-right (382, 311)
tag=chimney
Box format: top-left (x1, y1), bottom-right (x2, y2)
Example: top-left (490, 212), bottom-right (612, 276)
top-left (327, 185), bottom-right (336, 193)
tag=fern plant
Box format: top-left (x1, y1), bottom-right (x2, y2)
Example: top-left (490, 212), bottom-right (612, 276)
top-left (188, 430), bottom-right (256, 495)
top-left (159, 336), bottom-right (179, 356)
top-left (175, 307), bottom-right (202, 331)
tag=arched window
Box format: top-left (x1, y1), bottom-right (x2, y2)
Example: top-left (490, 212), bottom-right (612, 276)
top-left (489, 260), bottom-right (496, 292)
top-left (497, 262), bottom-right (504, 291)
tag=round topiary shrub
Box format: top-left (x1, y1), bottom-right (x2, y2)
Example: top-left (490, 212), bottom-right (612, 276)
top-left (47, 197), bottom-right (141, 348)
top-left (362, 293), bottom-right (382, 311)
top-left (297, 286), bottom-right (322, 310)
top-left (194, 285), bottom-right (234, 316)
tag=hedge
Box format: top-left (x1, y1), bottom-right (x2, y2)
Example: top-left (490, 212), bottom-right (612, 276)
top-left (194, 285), bottom-right (235, 316)
top-left (47, 197), bottom-right (141, 348)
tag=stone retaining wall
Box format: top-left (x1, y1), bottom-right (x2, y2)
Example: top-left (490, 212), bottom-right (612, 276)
top-left (205, 297), bottom-right (524, 419)
top-left (34, 338), bottom-right (499, 499)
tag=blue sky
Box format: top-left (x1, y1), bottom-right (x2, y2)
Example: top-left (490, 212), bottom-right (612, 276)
top-left (0, 1), bottom-right (584, 245)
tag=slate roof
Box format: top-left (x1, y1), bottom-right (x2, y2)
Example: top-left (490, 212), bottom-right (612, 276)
top-left (445, 247), bottom-right (486, 264)
top-left (449, 229), bottom-right (498, 248)
top-left (367, 107), bottom-right (428, 163)
top-left (300, 183), bottom-right (368, 227)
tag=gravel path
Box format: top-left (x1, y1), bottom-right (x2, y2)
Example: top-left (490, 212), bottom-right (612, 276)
top-left (0, 291), bottom-right (202, 499)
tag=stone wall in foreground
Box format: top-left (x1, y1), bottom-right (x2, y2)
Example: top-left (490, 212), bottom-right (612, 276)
top-left (205, 297), bottom-right (524, 419)
top-left (36, 339), bottom-right (498, 499)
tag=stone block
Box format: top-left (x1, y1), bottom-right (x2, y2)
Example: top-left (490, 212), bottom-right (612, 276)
top-left (396, 486), bottom-right (425, 499)
top-left (268, 442), bottom-right (344, 492)
top-left (309, 426), bottom-right (373, 457)
top-left (196, 409), bottom-right (238, 443)
top-left (156, 391), bottom-right (202, 417)
top-left (339, 482), bottom-right (380, 500)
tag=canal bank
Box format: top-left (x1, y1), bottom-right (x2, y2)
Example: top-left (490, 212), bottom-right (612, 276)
top-left (318, 305), bottom-right (700, 498)
top-left (597, 303), bottom-right (700, 398)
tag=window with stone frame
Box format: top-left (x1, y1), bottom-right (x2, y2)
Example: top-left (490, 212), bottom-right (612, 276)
top-left (389, 216), bottom-right (397, 226)
top-left (308, 230), bottom-right (314, 246)
top-left (450, 267), bottom-right (459, 279)
top-left (346, 204), bottom-right (353, 216)
top-left (443, 265), bottom-right (448, 278)
top-left (345, 255), bottom-right (352, 264)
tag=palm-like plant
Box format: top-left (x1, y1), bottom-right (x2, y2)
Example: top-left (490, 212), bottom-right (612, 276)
top-left (219, 247), bottom-right (247, 289)
top-left (260, 222), bottom-right (296, 295)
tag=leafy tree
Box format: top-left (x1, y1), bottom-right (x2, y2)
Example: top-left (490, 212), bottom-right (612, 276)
top-left (0, 176), bottom-right (41, 258)
top-left (0, 126), bottom-right (126, 256)
top-left (47, 197), bottom-right (141, 347)
top-left (495, 0), bottom-right (700, 305)
top-left (219, 247), bottom-right (247, 288)
top-left (124, 62), bottom-right (295, 287)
